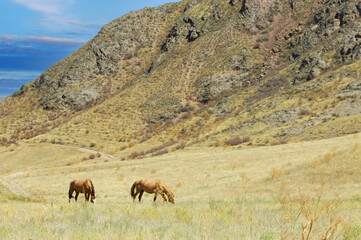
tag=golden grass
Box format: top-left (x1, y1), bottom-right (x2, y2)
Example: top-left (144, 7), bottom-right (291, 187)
top-left (0, 133), bottom-right (360, 239)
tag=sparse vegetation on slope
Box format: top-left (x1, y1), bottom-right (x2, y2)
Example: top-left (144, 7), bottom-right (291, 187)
top-left (0, 0), bottom-right (361, 154)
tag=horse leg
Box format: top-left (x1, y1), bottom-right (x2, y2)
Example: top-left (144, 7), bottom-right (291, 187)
top-left (153, 192), bottom-right (158, 202)
top-left (160, 192), bottom-right (167, 203)
top-left (69, 189), bottom-right (74, 203)
top-left (85, 193), bottom-right (89, 202)
top-left (138, 190), bottom-right (144, 202)
top-left (75, 191), bottom-right (79, 202)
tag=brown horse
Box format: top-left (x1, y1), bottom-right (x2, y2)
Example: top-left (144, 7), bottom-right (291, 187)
top-left (68, 179), bottom-right (96, 203)
top-left (131, 179), bottom-right (175, 203)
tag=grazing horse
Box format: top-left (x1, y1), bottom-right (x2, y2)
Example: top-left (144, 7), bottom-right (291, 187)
top-left (69, 179), bottom-right (96, 203)
top-left (131, 179), bottom-right (175, 204)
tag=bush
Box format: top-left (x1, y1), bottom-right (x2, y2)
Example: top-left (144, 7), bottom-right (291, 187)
top-left (298, 109), bottom-right (310, 116)
top-left (128, 150), bottom-right (146, 159)
top-left (271, 140), bottom-right (287, 146)
top-left (225, 136), bottom-right (250, 146)
top-left (152, 149), bottom-right (168, 156)
top-left (225, 137), bottom-right (242, 146)
top-left (174, 143), bottom-right (186, 150)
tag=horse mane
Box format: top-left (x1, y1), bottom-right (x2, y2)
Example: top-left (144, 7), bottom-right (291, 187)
top-left (89, 179), bottom-right (95, 197)
top-left (162, 183), bottom-right (174, 198)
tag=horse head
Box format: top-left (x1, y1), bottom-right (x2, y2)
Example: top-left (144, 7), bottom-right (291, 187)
top-left (168, 193), bottom-right (175, 204)
top-left (91, 195), bottom-right (97, 204)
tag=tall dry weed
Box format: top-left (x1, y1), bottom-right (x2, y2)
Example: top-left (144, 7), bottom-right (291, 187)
top-left (276, 182), bottom-right (342, 240)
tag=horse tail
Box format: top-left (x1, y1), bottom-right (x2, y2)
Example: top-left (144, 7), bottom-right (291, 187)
top-left (68, 181), bottom-right (74, 200)
top-left (130, 181), bottom-right (137, 198)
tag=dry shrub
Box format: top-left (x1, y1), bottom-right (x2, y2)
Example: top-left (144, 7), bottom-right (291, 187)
top-left (150, 169), bottom-right (157, 174)
top-left (146, 142), bottom-right (174, 155)
top-left (240, 173), bottom-right (250, 184)
top-left (311, 159), bottom-right (322, 168)
top-left (145, 145), bottom-right (164, 154)
top-left (323, 153), bottom-right (332, 164)
top-left (119, 145), bottom-right (127, 151)
top-left (175, 142), bottom-right (186, 150)
top-left (66, 161), bottom-right (77, 166)
top-left (269, 167), bottom-right (283, 180)
top-left (277, 183), bottom-right (342, 240)
top-left (335, 167), bottom-right (345, 174)
top-left (284, 162), bottom-right (292, 167)
top-left (311, 151), bottom-right (334, 167)
top-left (140, 135), bottom-right (151, 143)
top-left (96, 153), bottom-right (101, 158)
top-left (352, 143), bottom-right (359, 151)
top-left (225, 137), bottom-right (241, 146)
top-left (118, 174), bottom-right (124, 181)
top-left (129, 151), bottom-right (145, 159)
top-left (298, 109), bottom-right (310, 116)
top-left (172, 112), bottom-right (191, 124)
top-left (152, 149), bottom-right (168, 156)
top-left (0, 137), bottom-right (17, 147)
top-left (271, 140), bottom-right (288, 146)
top-left (89, 154), bottom-right (96, 160)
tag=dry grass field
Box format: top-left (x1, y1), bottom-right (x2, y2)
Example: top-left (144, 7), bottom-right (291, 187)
top-left (0, 133), bottom-right (360, 239)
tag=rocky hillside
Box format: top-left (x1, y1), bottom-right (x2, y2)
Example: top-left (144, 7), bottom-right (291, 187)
top-left (0, 0), bottom-right (360, 158)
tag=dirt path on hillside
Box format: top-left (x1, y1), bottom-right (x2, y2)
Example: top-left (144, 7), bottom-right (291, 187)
top-left (0, 172), bottom-right (31, 198)
top-left (0, 144), bottom-right (119, 198)
top-left (53, 144), bottom-right (120, 160)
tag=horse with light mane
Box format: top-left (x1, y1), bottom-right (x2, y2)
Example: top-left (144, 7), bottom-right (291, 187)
top-left (130, 179), bottom-right (175, 204)
top-left (68, 179), bottom-right (96, 203)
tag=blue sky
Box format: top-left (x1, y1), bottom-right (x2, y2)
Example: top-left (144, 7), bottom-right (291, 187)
top-left (0, 0), bottom-right (179, 100)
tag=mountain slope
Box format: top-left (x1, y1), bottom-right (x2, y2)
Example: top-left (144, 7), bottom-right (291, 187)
top-left (0, 0), bottom-right (360, 157)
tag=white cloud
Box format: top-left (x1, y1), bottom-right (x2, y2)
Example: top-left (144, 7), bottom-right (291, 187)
top-left (0, 70), bottom-right (42, 80)
top-left (0, 35), bottom-right (85, 45)
top-left (11, 0), bottom-right (73, 15)
top-left (11, 0), bottom-right (102, 37)
top-left (26, 36), bottom-right (85, 44)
